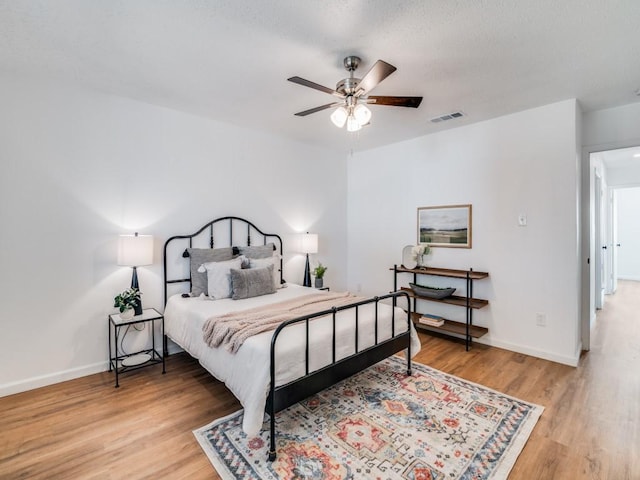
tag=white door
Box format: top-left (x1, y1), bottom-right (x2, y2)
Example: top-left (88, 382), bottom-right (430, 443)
top-left (604, 189), bottom-right (616, 294)
top-left (611, 189), bottom-right (618, 293)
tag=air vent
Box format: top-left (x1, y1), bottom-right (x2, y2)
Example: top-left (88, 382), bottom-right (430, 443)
top-left (430, 111), bottom-right (465, 123)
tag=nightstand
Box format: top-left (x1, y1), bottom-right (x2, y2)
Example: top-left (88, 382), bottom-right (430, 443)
top-left (108, 307), bottom-right (165, 388)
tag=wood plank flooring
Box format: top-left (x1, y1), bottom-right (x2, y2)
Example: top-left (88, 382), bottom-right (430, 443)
top-left (1, 281), bottom-right (639, 479)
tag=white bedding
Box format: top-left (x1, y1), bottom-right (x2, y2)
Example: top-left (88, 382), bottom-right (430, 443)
top-left (164, 284), bottom-right (421, 436)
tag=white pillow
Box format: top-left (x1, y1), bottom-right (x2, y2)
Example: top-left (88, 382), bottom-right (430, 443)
top-left (198, 256), bottom-right (245, 299)
top-left (249, 254), bottom-right (282, 289)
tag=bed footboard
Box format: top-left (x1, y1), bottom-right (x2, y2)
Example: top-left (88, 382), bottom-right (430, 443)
top-left (266, 291), bottom-right (412, 461)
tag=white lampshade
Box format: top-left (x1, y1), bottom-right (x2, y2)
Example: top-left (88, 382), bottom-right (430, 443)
top-left (330, 106), bottom-right (348, 128)
top-left (118, 233), bottom-right (154, 266)
top-left (299, 233), bottom-right (318, 254)
top-left (346, 115), bottom-right (362, 132)
top-left (353, 104), bottom-right (372, 125)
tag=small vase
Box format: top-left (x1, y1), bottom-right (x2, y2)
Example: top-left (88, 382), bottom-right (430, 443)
top-left (315, 278), bottom-right (323, 288)
top-left (415, 255), bottom-right (425, 268)
top-left (120, 308), bottom-right (134, 320)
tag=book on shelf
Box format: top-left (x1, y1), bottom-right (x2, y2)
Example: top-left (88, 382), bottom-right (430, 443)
top-left (418, 314), bottom-right (444, 327)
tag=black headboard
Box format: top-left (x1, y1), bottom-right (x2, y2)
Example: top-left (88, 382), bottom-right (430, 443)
top-left (163, 216), bottom-right (283, 305)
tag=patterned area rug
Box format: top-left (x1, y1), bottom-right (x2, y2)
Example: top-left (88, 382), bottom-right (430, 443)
top-left (194, 356), bottom-right (543, 479)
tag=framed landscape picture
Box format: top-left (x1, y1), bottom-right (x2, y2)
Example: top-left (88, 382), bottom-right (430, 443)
top-left (417, 204), bottom-right (472, 248)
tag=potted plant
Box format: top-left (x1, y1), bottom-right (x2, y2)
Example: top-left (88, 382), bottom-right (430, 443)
top-left (412, 244), bottom-right (431, 268)
top-left (114, 288), bottom-right (141, 319)
top-left (313, 263), bottom-right (327, 288)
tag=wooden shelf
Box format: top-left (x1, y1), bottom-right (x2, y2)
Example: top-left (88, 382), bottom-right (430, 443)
top-left (392, 263), bottom-right (490, 351)
top-left (399, 287), bottom-right (489, 309)
top-left (411, 312), bottom-right (488, 338)
top-left (392, 266), bottom-right (489, 280)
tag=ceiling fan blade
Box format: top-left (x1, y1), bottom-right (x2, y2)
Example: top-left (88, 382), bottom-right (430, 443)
top-left (367, 96), bottom-right (423, 108)
top-left (294, 102), bottom-right (342, 116)
top-left (355, 60), bottom-right (397, 96)
top-left (288, 76), bottom-right (344, 98)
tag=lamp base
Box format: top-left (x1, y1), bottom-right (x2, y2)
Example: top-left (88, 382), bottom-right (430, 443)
top-left (131, 266), bottom-right (143, 316)
top-left (303, 253), bottom-right (312, 287)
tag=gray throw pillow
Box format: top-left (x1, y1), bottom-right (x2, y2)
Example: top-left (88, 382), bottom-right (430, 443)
top-left (230, 265), bottom-right (276, 300)
top-left (237, 242), bottom-right (276, 259)
top-left (188, 247), bottom-right (234, 296)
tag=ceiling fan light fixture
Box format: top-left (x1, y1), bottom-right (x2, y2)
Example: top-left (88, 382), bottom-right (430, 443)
top-left (330, 106), bottom-right (348, 128)
top-left (353, 104), bottom-right (372, 125)
top-left (289, 56), bottom-right (422, 132)
top-left (346, 115), bottom-right (362, 132)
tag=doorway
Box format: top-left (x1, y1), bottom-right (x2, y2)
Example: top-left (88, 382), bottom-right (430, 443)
top-left (583, 145), bottom-right (640, 351)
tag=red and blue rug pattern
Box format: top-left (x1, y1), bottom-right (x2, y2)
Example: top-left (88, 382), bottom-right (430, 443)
top-left (194, 356), bottom-right (543, 479)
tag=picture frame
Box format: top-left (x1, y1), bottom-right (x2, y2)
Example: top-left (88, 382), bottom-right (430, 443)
top-left (417, 204), bottom-right (472, 248)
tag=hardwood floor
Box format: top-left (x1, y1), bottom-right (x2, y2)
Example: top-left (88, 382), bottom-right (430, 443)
top-left (1, 281), bottom-right (639, 479)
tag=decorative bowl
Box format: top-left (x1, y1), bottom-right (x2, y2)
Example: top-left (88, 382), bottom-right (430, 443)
top-left (409, 283), bottom-right (456, 299)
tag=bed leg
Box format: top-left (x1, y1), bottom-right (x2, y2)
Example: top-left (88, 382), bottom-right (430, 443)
top-left (407, 349), bottom-right (412, 376)
top-left (269, 410), bottom-right (277, 461)
top-left (268, 415), bottom-right (276, 461)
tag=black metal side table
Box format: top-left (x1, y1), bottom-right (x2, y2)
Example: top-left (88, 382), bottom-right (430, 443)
top-left (108, 307), bottom-right (166, 388)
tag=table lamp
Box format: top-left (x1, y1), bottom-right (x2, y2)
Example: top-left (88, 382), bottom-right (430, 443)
top-left (118, 232), bottom-right (153, 315)
top-left (299, 233), bottom-right (318, 287)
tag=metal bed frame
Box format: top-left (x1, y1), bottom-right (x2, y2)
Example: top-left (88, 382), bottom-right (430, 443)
top-left (163, 216), bottom-right (412, 461)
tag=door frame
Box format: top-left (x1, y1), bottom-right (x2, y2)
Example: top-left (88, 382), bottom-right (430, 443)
top-left (581, 139), bottom-right (640, 352)
top-left (608, 189), bottom-right (618, 294)
top-left (593, 170), bottom-right (604, 310)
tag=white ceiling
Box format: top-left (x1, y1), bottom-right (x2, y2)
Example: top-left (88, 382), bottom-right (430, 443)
top-left (600, 145), bottom-right (640, 170)
top-left (2, 0), bottom-right (640, 153)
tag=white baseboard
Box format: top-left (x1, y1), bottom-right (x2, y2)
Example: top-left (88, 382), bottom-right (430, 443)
top-left (0, 361), bottom-right (109, 398)
top-left (617, 275), bottom-right (640, 282)
top-left (0, 342), bottom-right (185, 398)
top-left (574, 342), bottom-right (583, 363)
top-left (475, 337), bottom-right (580, 367)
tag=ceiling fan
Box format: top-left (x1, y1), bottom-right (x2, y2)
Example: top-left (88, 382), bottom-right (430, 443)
top-left (288, 55), bottom-right (422, 132)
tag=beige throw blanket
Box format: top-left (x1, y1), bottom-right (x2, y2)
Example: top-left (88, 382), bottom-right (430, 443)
top-left (202, 291), bottom-right (363, 353)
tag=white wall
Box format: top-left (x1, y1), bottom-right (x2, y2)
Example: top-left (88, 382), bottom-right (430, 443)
top-left (616, 187), bottom-right (640, 281)
top-left (0, 76), bottom-right (347, 395)
top-left (347, 99), bottom-right (581, 365)
top-left (583, 102), bottom-right (640, 147)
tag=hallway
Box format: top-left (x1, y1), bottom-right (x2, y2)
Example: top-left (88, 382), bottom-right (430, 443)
top-left (559, 279), bottom-right (639, 478)
top-left (496, 278), bottom-right (639, 478)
